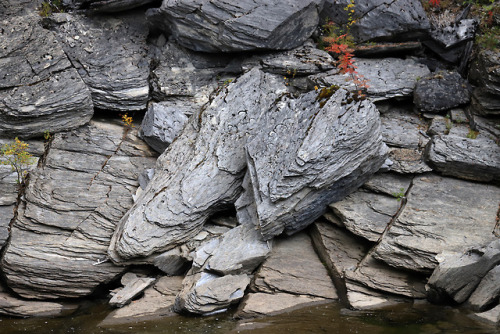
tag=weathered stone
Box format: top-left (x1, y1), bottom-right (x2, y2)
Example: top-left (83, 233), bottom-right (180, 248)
top-left (373, 174), bottom-right (500, 273)
top-left (1, 120), bottom-right (157, 299)
top-left (468, 265), bottom-right (500, 312)
top-left (469, 50), bottom-right (500, 116)
top-left (363, 172), bottom-right (413, 197)
top-left (321, 0), bottom-right (430, 43)
top-left (380, 107), bottom-right (429, 149)
top-left (414, 71), bottom-right (471, 113)
top-left (109, 275), bottom-right (156, 308)
top-left (426, 240), bottom-right (500, 304)
top-left (174, 272), bottom-right (251, 315)
top-left (49, 12), bottom-right (150, 111)
top-left (146, 0), bottom-right (324, 53)
top-left (345, 282), bottom-right (409, 310)
top-left (424, 134), bottom-right (500, 182)
top-left (252, 232), bottom-right (337, 299)
top-left (109, 68), bottom-right (387, 261)
top-left (66, 0), bottom-right (158, 12)
top-left (235, 292), bottom-right (330, 319)
top-left (100, 276), bottom-right (183, 326)
top-left (329, 190), bottom-right (401, 242)
top-left (310, 58), bottom-right (430, 101)
top-left (427, 116), bottom-right (450, 136)
top-left (0, 15), bottom-right (93, 138)
top-left (387, 147), bottom-right (433, 174)
top-left (353, 42), bottom-right (423, 58)
top-left (0, 292), bottom-right (78, 318)
top-left (473, 304), bottom-right (500, 325)
top-left (139, 102), bottom-right (189, 154)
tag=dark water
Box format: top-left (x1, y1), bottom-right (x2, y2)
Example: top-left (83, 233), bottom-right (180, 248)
top-left (0, 301), bottom-right (498, 334)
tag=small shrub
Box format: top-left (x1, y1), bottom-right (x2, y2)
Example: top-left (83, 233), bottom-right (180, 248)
top-left (392, 188), bottom-right (406, 202)
top-left (466, 129), bottom-right (479, 139)
top-left (39, 0), bottom-right (64, 17)
top-left (0, 138), bottom-right (36, 186)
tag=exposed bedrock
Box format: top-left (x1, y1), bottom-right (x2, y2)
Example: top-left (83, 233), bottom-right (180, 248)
top-left (146, 0), bottom-right (325, 52)
top-left (108, 68), bottom-right (388, 263)
top-left (1, 120), bottom-right (157, 299)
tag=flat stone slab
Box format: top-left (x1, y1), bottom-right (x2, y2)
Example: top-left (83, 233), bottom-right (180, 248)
top-left (310, 58), bottom-right (430, 101)
top-left (373, 174), bottom-right (500, 273)
top-left (472, 304), bottom-right (500, 325)
top-left (109, 275), bottom-right (156, 308)
top-left (1, 120), bottom-right (157, 299)
top-left (0, 292), bottom-right (78, 318)
top-left (235, 292), bottom-right (330, 319)
top-left (252, 232), bottom-right (338, 299)
top-left (0, 15), bottom-right (93, 138)
top-left (468, 265), bottom-right (500, 312)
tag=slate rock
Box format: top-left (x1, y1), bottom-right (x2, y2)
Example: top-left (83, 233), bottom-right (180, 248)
top-left (65, 0), bottom-right (158, 12)
top-left (139, 102), bottom-right (189, 154)
top-left (0, 292), bottom-right (78, 318)
top-left (362, 172), bottom-right (413, 196)
top-left (469, 50), bottom-right (500, 116)
top-left (100, 276), bottom-right (183, 326)
top-left (310, 58), bottom-right (430, 101)
top-left (252, 232), bottom-right (338, 299)
top-left (413, 71), bottom-right (471, 112)
top-left (387, 147), bottom-right (433, 174)
top-left (427, 240), bottom-right (500, 304)
top-left (321, 0), bottom-right (430, 43)
top-left (345, 282), bottom-right (409, 310)
top-left (146, 0), bottom-right (324, 52)
top-left (424, 134), bottom-right (500, 182)
top-left (0, 15), bottom-right (93, 138)
top-left (1, 120), bottom-right (157, 299)
top-left (109, 275), bottom-right (156, 308)
top-left (380, 106), bottom-right (429, 149)
top-left (235, 292), bottom-right (330, 319)
top-left (373, 174), bottom-right (500, 273)
top-left (473, 304), bottom-right (500, 325)
top-left (49, 12), bottom-right (150, 111)
top-left (468, 265), bottom-right (500, 312)
top-left (174, 272), bottom-right (251, 315)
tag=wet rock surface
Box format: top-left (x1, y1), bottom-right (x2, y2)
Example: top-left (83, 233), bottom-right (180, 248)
top-left (0, 15), bottom-right (93, 138)
top-left (146, 0), bottom-right (324, 52)
top-left (1, 120), bottom-right (157, 299)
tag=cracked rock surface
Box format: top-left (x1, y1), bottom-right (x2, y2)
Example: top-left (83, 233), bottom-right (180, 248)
top-left (48, 12), bottom-right (150, 111)
top-left (146, 0), bottom-right (324, 52)
top-left (0, 15), bottom-right (94, 138)
top-left (1, 119), bottom-right (157, 299)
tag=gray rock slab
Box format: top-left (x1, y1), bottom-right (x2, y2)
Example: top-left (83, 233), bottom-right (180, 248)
top-left (49, 12), bottom-right (150, 111)
top-left (109, 276), bottom-right (156, 308)
top-left (252, 232), bottom-right (337, 299)
top-left (472, 304), bottom-right (500, 325)
top-left (363, 173), bottom-right (413, 197)
top-left (1, 120), bottom-right (157, 299)
top-left (235, 292), bottom-right (330, 319)
top-left (424, 134), bottom-right (500, 182)
top-left (310, 58), bottom-right (430, 101)
top-left (469, 50), bottom-right (500, 116)
top-left (427, 116), bottom-right (450, 136)
top-left (468, 265), bottom-right (500, 312)
top-left (321, 0), bottom-right (430, 43)
top-left (146, 0), bottom-right (324, 53)
top-left (0, 292), bottom-right (78, 318)
top-left (345, 282), bottom-right (409, 310)
top-left (414, 71), bottom-right (471, 113)
top-left (0, 15), bottom-right (93, 138)
top-left (429, 19), bottom-right (477, 49)
top-left (108, 69), bottom-right (288, 262)
top-left (387, 147), bottom-right (432, 174)
top-left (100, 276), bottom-right (183, 326)
top-left (329, 190), bottom-right (401, 242)
top-left (139, 102), bottom-right (190, 154)
top-left (380, 107), bottom-right (429, 149)
top-left (174, 272), bottom-right (251, 315)
top-left (426, 240), bottom-right (500, 304)
top-left (373, 174), bottom-right (500, 273)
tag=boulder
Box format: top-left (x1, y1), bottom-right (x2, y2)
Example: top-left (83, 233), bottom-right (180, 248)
top-left (109, 68), bottom-right (388, 261)
top-left (100, 276), bottom-right (183, 326)
top-left (235, 292), bottom-right (330, 319)
top-left (0, 292), bottom-right (78, 318)
top-left (468, 265), bottom-right (500, 312)
top-left (139, 102), bottom-right (189, 154)
top-left (109, 274), bottom-right (156, 308)
top-left (424, 134), bottom-right (500, 182)
top-left (413, 71), bottom-right (471, 113)
top-left (426, 240), bottom-right (500, 304)
top-left (0, 15), bottom-right (93, 138)
top-left (48, 12), bottom-right (150, 111)
top-left (468, 50), bottom-right (500, 115)
top-left (146, 0), bottom-right (325, 52)
top-left (310, 58), bottom-right (430, 101)
top-left (252, 232), bottom-right (338, 299)
top-left (174, 272), bottom-right (251, 315)
top-left (1, 119), bottom-right (157, 299)
top-left (373, 174), bottom-right (500, 273)
top-left (321, 0), bottom-right (430, 43)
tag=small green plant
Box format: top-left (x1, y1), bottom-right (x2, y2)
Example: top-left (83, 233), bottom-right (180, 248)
top-left (466, 129), bottom-right (479, 139)
top-left (43, 130), bottom-right (52, 141)
top-left (39, 0), bottom-right (64, 17)
top-left (392, 188), bottom-right (406, 201)
top-left (0, 138), bottom-right (36, 186)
